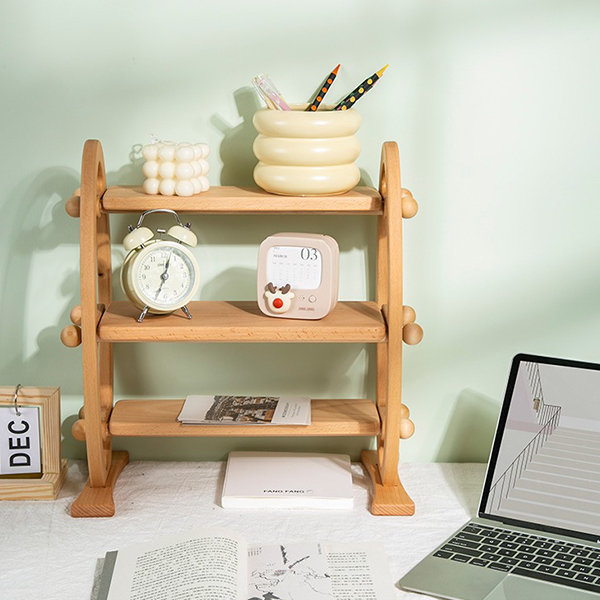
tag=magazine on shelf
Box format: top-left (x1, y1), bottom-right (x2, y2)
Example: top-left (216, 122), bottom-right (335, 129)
top-left (97, 529), bottom-right (395, 600)
top-left (177, 395), bottom-right (311, 426)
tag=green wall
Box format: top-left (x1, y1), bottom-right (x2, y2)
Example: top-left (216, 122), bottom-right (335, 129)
top-left (1, 1), bottom-right (599, 463)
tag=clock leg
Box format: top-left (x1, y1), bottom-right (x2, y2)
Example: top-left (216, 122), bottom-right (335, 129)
top-left (137, 306), bottom-right (149, 323)
top-left (181, 305), bottom-right (192, 319)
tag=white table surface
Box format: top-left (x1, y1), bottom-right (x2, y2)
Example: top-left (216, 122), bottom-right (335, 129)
top-left (0, 460), bottom-right (486, 600)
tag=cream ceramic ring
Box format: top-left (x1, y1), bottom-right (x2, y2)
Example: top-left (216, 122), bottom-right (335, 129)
top-left (253, 105), bottom-right (361, 139)
top-left (253, 135), bottom-right (361, 166)
top-left (254, 163), bottom-right (360, 196)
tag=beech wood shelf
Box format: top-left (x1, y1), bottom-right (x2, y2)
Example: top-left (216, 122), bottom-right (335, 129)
top-left (102, 185), bottom-right (382, 214)
top-left (63, 139), bottom-right (423, 518)
top-left (109, 399), bottom-right (380, 437)
top-left (98, 301), bottom-right (386, 343)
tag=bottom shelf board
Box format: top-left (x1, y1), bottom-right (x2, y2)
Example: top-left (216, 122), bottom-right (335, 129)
top-left (109, 399), bottom-right (380, 437)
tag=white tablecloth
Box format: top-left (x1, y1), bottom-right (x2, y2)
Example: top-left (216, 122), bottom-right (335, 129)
top-left (0, 461), bottom-right (486, 600)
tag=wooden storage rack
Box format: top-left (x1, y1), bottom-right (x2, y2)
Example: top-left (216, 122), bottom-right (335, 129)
top-left (61, 139), bottom-right (423, 517)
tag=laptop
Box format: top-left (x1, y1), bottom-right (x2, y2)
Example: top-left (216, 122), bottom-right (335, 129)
top-left (399, 353), bottom-right (600, 599)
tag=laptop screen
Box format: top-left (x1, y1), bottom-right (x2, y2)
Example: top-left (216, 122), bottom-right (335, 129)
top-left (479, 354), bottom-right (600, 540)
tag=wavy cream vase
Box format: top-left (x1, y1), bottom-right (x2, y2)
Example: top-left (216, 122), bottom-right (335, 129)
top-left (253, 106), bottom-right (361, 196)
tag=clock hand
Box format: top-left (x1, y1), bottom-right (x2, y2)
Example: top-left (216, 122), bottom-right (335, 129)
top-left (155, 250), bottom-right (173, 300)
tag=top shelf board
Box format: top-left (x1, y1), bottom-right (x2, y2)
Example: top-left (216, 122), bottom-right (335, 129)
top-left (101, 185), bottom-right (382, 215)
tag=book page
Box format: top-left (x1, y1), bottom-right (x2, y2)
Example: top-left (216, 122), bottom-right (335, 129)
top-left (323, 543), bottom-right (395, 600)
top-left (247, 541), bottom-right (333, 600)
top-left (105, 529), bottom-right (246, 600)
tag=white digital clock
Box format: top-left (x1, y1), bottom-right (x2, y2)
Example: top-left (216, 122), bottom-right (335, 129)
top-left (257, 233), bottom-right (339, 320)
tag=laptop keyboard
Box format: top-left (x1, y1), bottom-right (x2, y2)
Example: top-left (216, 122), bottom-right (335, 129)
top-left (433, 523), bottom-right (600, 594)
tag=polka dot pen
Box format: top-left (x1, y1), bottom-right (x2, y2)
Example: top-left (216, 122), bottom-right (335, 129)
top-left (305, 64), bottom-right (340, 111)
top-left (334, 64), bottom-right (388, 111)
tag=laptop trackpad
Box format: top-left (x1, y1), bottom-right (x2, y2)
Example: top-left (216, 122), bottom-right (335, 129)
top-left (484, 575), bottom-right (597, 599)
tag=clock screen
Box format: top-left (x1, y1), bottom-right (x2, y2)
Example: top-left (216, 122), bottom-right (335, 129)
top-left (267, 246), bottom-right (322, 290)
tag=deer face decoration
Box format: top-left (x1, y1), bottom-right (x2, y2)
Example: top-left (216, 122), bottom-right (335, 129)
top-left (264, 282), bottom-right (295, 314)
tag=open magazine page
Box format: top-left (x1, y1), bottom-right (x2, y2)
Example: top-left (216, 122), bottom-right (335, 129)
top-left (105, 529), bottom-right (247, 600)
top-left (247, 541), bottom-right (332, 600)
top-left (324, 543), bottom-right (395, 600)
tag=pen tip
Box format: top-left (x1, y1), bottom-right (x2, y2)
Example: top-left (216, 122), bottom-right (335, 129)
top-left (376, 65), bottom-right (389, 77)
top-left (333, 64), bottom-right (340, 75)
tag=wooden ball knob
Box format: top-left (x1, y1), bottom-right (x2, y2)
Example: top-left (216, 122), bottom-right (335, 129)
top-left (403, 305), bottom-right (416, 325)
top-left (72, 419), bottom-right (109, 442)
top-left (401, 189), bottom-right (418, 218)
top-left (65, 189), bottom-right (81, 218)
top-left (400, 404), bottom-right (410, 419)
top-left (403, 322), bottom-right (423, 345)
top-left (72, 419), bottom-right (86, 441)
top-left (70, 305), bottom-right (82, 326)
top-left (399, 418), bottom-right (415, 439)
top-left (61, 324), bottom-right (82, 347)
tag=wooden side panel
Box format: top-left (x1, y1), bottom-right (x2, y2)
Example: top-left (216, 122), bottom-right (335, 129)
top-left (97, 208), bottom-right (114, 468)
top-left (379, 142), bottom-right (404, 484)
top-left (79, 140), bottom-right (110, 487)
top-left (376, 189), bottom-right (389, 466)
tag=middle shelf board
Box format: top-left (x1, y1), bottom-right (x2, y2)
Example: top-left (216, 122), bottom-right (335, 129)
top-left (98, 301), bottom-right (387, 343)
top-left (109, 399), bottom-right (381, 437)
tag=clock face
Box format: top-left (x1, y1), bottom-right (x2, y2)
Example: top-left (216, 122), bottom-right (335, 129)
top-left (129, 242), bottom-right (198, 310)
top-left (267, 245), bottom-right (322, 290)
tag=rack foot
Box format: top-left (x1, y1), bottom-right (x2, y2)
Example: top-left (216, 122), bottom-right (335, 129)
top-left (361, 449), bottom-right (414, 516)
top-left (71, 451), bottom-right (129, 518)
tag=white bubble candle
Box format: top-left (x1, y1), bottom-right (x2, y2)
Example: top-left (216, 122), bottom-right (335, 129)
top-left (142, 141), bottom-right (210, 197)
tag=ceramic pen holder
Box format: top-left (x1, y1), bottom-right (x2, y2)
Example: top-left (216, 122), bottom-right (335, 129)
top-left (252, 105), bottom-right (361, 196)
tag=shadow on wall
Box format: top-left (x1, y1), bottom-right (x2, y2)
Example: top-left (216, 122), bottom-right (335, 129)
top-left (434, 389), bottom-right (499, 512)
top-left (435, 388), bottom-right (498, 462)
top-left (0, 168), bottom-right (81, 395)
top-left (0, 155), bottom-right (149, 461)
top-left (211, 86), bottom-right (260, 186)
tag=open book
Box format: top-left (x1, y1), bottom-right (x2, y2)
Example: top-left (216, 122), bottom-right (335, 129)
top-left (97, 529), bottom-right (395, 600)
top-left (178, 395), bottom-right (311, 425)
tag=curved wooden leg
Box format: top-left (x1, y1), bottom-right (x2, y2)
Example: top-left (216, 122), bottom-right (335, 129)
top-left (361, 449), bottom-right (414, 515)
top-left (71, 451), bottom-right (129, 517)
